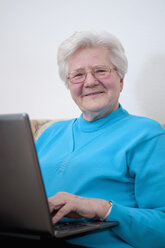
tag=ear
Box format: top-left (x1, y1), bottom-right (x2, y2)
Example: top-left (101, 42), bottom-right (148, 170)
top-left (120, 78), bottom-right (124, 92)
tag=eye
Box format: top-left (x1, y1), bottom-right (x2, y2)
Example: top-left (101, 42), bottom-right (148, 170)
top-left (96, 69), bottom-right (106, 73)
top-left (73, 72), bottom-right (84, 78)
top-left (95, 68), bottom-right (107, 74)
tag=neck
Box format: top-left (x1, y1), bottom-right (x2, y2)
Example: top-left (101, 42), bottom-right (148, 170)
top-left (82, 103), bottom-right (119, 122)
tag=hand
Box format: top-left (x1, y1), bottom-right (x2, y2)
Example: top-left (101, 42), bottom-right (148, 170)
top-left (48, 192), bottom-right (110, 224)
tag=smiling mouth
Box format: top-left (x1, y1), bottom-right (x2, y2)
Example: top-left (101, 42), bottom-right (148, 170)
top-left (84, 91), bottom-right (104, 97)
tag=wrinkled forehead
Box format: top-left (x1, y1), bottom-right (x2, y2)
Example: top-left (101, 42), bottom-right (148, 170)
top-left (68, 45), bottom-right (110, 60)
top-left (68, 46), bottom-right (112, 72)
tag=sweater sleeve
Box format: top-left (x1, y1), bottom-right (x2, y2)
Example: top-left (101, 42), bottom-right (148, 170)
top-left (107, 133), bottom-right (165, 248)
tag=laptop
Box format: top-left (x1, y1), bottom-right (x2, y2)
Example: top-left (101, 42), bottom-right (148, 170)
top-left (0, 113), bottom-right (118, 240)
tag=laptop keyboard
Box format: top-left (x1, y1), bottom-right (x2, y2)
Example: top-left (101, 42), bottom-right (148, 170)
top-left (53, 220), bottom-right (116, 238)
top-left (54, 221), bottom-right (88, 232)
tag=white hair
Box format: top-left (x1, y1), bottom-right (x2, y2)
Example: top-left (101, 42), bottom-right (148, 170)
top-left (57, 31), bottom-right (128, 86)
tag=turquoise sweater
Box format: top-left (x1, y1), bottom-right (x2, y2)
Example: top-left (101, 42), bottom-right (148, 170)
top-left (36, 106), bottom-right (165, 248)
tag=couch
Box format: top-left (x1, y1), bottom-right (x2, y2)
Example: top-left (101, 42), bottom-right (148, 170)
top-left (30, 119), bottom-right (165, 141)
top-left (31, 119), bottom-right (58, 141)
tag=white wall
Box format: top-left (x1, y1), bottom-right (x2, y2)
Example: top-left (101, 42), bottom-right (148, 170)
top-left (0, 0), bottom-right (165, 123)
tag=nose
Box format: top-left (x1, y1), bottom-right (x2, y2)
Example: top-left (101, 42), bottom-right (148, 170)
top-left (83, 71), bottom-right (99, 87)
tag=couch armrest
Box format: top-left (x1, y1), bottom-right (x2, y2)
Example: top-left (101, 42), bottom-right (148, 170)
top-left (30, 120), bottom-right (55, 141)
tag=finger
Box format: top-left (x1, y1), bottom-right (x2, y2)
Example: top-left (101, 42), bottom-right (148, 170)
top-left (52, 203), bottom-right (75, 224)
top-left (48, 197), bottom-right (66, 213)
top-left (47, 200), bottom-right (54, 213)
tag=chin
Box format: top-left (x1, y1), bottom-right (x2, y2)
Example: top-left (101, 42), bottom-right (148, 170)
top-left (83, 102), bottom-right (110, 112)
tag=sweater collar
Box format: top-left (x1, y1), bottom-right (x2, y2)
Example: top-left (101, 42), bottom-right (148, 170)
top-left (77, 105), bottom-right (128, 132)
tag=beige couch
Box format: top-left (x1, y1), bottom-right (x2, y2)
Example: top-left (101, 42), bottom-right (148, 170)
top-left (30, 119), bottom-right (165, 141)
top-left (31, 120), bottom-right (57, 141)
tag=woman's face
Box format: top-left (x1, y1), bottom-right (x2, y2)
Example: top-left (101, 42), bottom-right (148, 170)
top-left (68, 46), bottom-right (124, 121)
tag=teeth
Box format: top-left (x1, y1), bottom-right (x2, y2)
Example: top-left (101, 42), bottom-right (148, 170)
top-left (86, 92), bottom-right (103, 96)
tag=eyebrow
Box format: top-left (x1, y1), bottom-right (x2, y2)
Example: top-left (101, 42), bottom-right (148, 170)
top-left (70, 65), bottom-right (107, 73)
top-left (72, 68), bottom-right (85, 72)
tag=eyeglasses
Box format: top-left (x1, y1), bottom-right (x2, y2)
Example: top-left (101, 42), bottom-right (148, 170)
top-left (67, 65), bottom-right (117, 84)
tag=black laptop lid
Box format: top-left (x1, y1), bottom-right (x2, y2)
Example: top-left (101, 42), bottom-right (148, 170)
top-left (0, 113), bottom-right (54, 237)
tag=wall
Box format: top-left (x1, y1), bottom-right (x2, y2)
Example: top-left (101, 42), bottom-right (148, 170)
top-left (0, 0), bottom-right (165, 123)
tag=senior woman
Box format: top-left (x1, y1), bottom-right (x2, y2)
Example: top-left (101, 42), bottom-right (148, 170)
top-left (36, 31), bottom-right (165, 248)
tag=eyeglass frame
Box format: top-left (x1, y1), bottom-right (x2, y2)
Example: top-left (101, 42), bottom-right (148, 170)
top-left (67, 65), bottom-right (117, 84)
